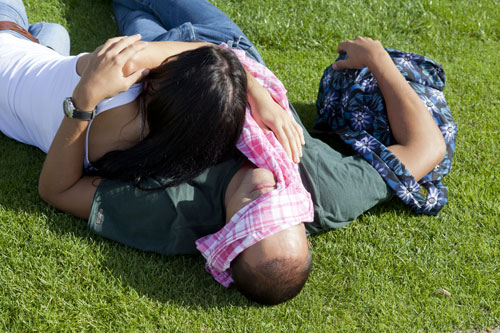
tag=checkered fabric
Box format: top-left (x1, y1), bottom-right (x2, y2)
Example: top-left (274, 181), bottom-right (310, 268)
top-left (195, 45), bottom-right (314, 287)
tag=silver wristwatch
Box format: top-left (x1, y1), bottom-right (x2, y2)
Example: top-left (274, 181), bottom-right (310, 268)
top-left (63, 97), bottom-right (96, 120)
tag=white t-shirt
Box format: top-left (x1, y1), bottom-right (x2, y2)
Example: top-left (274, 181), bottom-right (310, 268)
top-left (0, 33), bottom-right (141, 167)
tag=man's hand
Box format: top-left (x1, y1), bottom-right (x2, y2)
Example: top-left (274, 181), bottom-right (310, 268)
top-left (332, 36), bottom-right (390, 71)
top-left (332, 36), bottom-right (446, 180)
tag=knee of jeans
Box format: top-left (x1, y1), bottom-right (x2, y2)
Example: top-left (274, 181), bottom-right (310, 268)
top-left (0, 2), bottom-right (29, 27)
top-left (31, 22), bottom-right (71, 56)
top-left (120, 10), bottom-right (175, 41)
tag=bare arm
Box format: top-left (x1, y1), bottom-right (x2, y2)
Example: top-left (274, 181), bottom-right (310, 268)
top-left (333, 37), bottom-right (446, 181)
top-left (121, 39), bottom-right (305, 162)
top-left (77, 41), bottom-right (210, 77)
top-left (246, 70), bottom-right (305, 163)
top-left (39, 35), bottom-right (148, 219)
top-left (121, 40), bottom-right (211, 75)
top-left (38, 116), bottom-right (101, 219)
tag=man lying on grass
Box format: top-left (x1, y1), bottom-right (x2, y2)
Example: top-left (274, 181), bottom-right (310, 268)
top-left (0, 0), bottom-right (454, 305)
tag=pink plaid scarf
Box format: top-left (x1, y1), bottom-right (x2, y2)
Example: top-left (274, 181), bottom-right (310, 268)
top-left (195, 45), bottom-right (314, 287)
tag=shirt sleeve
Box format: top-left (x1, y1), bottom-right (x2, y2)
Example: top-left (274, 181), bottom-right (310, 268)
top-left (287, 103), bottom-right (393, 235)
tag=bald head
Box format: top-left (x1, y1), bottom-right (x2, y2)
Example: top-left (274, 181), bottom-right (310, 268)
top-left (225, 164), bottom-right (312, 305)
top-left (230, 223), bottom-right (311, 305)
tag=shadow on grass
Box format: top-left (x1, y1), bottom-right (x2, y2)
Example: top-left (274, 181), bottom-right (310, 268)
top-left (0, 135), bottom-right (250, 308)
top-left (0, 101), bottom-right (405, 308)
top-left (62, 0), bottom-right (119, 54)
top-left (292, 102), bottom-right (357, 155)
top-left (292, 102), bottom-right (408, 217)
top-left (0, 136), bottom-right (47, 213)
top-left (99, 245), bottom-right (253, 308)
top-left (1, 1), bottom-right (254, 309)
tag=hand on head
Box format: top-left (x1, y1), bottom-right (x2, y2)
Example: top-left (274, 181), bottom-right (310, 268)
top-left (73, 34), bottom-right (149, 111)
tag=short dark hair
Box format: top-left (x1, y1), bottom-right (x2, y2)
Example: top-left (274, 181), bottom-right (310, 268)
top-left (231, 249), bottom-right (312, 305)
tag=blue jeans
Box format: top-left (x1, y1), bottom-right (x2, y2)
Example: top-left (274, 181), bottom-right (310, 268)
top-left (0, 0), bottom-right (70, 55)
top-left (113, 0), bottom-right (265, 65)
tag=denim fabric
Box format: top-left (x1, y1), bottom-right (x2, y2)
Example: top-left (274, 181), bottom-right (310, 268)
top-left (28, 22), bottom-right (70, 56)
top-left (0, 0), bottom-right (27, 27)
top-left (113, 0), bottom-right (265, 65)
top-left (0, 0), bottom-right (70, 55)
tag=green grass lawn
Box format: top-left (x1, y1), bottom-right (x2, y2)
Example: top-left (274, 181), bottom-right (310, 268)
top-left (1, 0), bottom-right (499, 331)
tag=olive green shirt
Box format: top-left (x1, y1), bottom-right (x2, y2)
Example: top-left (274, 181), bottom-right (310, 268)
top-left (88, 104), bottom-right (392, 254)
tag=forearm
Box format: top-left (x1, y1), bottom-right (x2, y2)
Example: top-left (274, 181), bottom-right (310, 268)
top-left (369, 53), bottom-right (437, 146)
top-left (368, 52), bottom-right (445, 179)
top-left (334, 37), bottom-right (446, 180)
top-left (39, 118), bottom-right (87, 194)
top-left (246, 69), bottom-right (269, 110)
top-left (38, 85), bottom-right (98, 213)
top-left (123, 41), bottom-right (211, 76)
top-left (38, 114), bottom-right (96, 218)
top-left (40, 35), bottom-right (146, 218)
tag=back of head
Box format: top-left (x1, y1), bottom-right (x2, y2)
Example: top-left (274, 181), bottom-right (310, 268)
top-left (94, 44), bottom-right (248, 188)
top-left (231, 248), bottom-right (312, 305)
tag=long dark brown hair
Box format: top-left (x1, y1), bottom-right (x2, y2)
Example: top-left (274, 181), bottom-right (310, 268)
top-left (93, 44), bottom-right (248, 189)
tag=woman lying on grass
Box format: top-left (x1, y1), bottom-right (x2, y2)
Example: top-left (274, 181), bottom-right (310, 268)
top-left (0, 0), bottom-right (453, 305)
top-left (0, 0), bottom-right (303, 218)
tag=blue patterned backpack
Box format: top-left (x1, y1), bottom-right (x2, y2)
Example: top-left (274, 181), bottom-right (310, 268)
top-left (315, 49), bottom-right (457, 215)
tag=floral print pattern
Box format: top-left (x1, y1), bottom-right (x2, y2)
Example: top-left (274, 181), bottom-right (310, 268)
top-left (315, 48), bottom-right (456, 215)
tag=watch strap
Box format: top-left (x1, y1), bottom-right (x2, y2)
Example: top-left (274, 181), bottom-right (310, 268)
top-left (68, 108), bottom-right (96, 120)
top-left (64, 97), bottom-right (96, 120)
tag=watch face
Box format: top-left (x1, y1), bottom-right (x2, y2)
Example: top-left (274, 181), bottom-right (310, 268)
top-left (63, 98), bottom-right (74, 118)
top-left (63, 97), bottom-right (95, 120)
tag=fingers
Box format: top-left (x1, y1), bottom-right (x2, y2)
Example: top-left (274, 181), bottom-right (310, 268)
top-left (274, 127), bottom-right (292, 162)
top-left (284, 124), bottom-right (301, 163)
top-left (98, 36), bottom-right (128, 56)
top-left (102, 35), bottom-right (147, 81)
top-left (98, 34), bottom-right (142, 58)
top-left (117, 39), bottom-right (147, 65)
top-left (332, 59), bottom-right (348, 70)
top-left (251, 91), bottom-right (305, 163)
top-left (110, 34), bottom-right (143, 56)
top-left (290, 120), bottom-right (304, 161)
top-left (80, 34), bottom-right (148, 101)
top-left (294, 120), bottom-right (305, 146)
top-left (337, 40), bottom-right (350, 54)
top-left (102, 36), bottom-right (127, 49)
top-left (333, 36), bottom-right (377, 70)
top-left (334, 40), bottom-right (352, 70)
top-left (274, 119), bottom-right (304, 163)
top-left (125, 68), bottom-right (150, 85)
top-left (119, 42), bottom-right (148, 87)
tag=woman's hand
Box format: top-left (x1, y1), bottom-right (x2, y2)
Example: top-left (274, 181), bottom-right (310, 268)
top-left (332, 36), bottom-right (390, 71)
top-left (73, 34), bottom-right (149, 110)
top-left (248, 83), bottom-right (305, 163)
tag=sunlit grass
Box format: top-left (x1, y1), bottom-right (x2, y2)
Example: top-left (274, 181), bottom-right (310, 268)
top-left (0, 0), bottom-right (498, 331)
